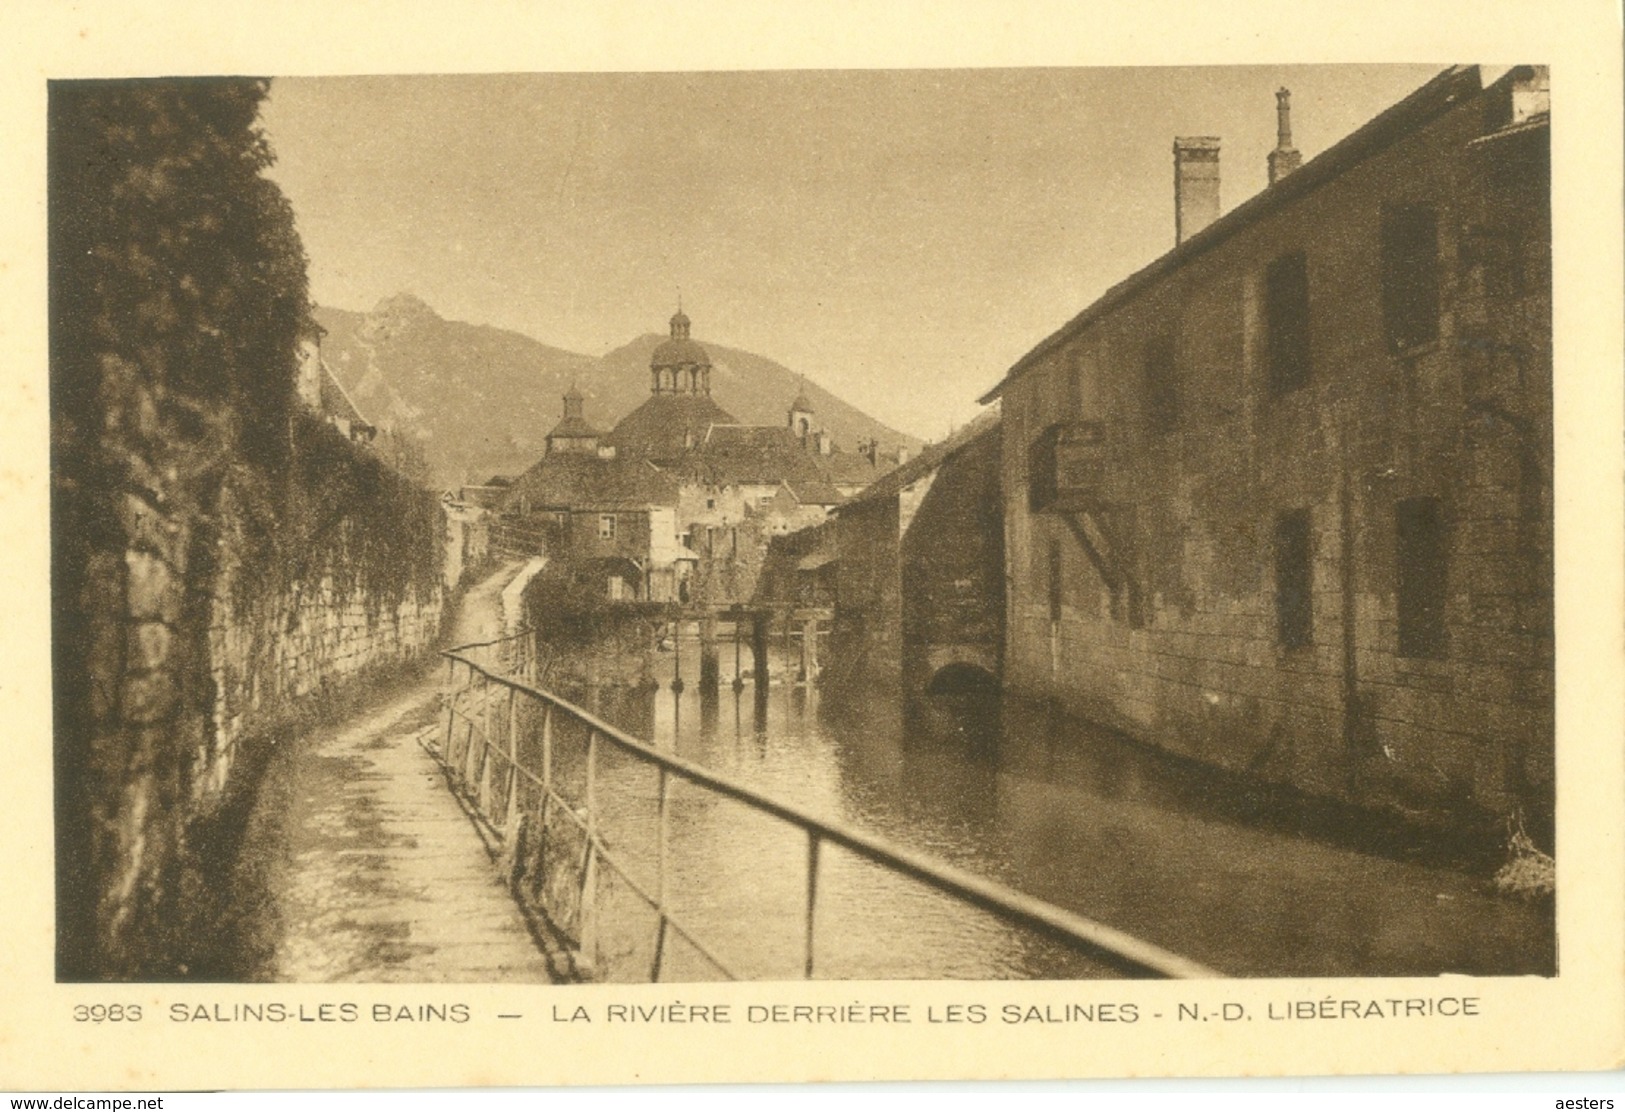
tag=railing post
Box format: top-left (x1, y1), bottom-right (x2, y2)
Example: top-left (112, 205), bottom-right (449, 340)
top-left (463, 675), bottom-right (482, 786)
top-left (540, 703), bottom-right (553, 800)
top-left (442, 659), bottom-right (458, 757)
top-left (650, 766), bottom-right (671, 982)
top-left (478, 674), bottom-right (495, 818)
top-left (804, 832), bottom-right (820, 979)
top-left (536, 700), bottom-right (554, 882)
top-left (580, 727), bottom-right (599, 973)
top-left (504, 686), bottom-right (519, 826)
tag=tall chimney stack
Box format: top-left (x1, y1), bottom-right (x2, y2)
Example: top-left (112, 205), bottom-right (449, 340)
top-left (1173, 136), bottom-right (1221, 245)
top-left (1268, 87), bottom-right (1303, 185)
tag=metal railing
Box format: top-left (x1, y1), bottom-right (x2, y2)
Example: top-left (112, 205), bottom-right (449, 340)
top-left (433, 631), bottom-right (1217, 982)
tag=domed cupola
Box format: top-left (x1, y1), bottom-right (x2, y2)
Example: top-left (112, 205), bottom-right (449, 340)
top-left (545, 380), bottom-right (602, 455)
top-left (650, 304), bottom-right (712, 396)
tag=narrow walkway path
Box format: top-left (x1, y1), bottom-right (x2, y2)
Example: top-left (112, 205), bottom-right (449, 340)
top-left (228, 562), bottom-right (558, 982)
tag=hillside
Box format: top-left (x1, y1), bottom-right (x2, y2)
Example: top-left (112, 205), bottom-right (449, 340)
top-left (596, 334), bottom-right (922, 464)
top-left (315, 295), bottom-right (922, 487)
top-left (316, 296), bottom-right (601, 486)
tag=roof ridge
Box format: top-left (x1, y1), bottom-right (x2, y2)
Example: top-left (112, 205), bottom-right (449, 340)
top-left (979, 64), bottom-right (1483, 404)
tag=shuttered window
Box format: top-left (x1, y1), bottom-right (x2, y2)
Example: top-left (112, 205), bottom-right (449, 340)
top-left (1380, 205), bottom-right (1440, 353)
top-left (1265, 250), bottom-right (1311, 394)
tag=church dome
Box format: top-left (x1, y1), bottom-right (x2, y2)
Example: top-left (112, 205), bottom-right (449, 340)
top-left (652, 306), bottom-right (710, 369)
top-left (652, 335), bottom-right (712, 368)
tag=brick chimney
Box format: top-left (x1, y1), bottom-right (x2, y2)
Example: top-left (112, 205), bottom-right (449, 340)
top-left (1173, 136), bottom-right (1221, 244)
top-left (1268, 87), bottom-right (1303, 185)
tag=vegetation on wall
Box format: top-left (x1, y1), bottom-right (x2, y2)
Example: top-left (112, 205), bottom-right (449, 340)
top-left (522, 560), bottom-right (667, 649)
top-left (50, 78), bottom-right (311, 479)
top-left (49, 78), bottom-right (443, 980)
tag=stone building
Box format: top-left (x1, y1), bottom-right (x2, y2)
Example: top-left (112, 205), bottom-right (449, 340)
top-left (502, 308), bottom-right (900, 606)
top-left (498, 447), bottom-right (692, 602)
top-left (825, 411), bottom-right (1003, 694)
top-left (978, 66), bottom-right (1551, 831)
top-left (604, 309), bottom-right (737, 463)
top-left (296, 328), bottom-right (377, 443)
top-left (544, 382), bottom-right (605, 456)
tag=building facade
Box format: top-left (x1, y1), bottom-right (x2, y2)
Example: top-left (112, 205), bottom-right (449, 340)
top-left (826, 411), bottom-right (1003, 694)
top-left (981, 66), bottom-right (1551, 830)
top-left (502, 308), bottom-right (900, 607)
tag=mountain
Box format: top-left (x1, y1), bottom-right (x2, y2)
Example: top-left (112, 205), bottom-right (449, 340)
top-left (315, 295), bottom-right (601, 486)
top-left (314, 295), bottom-right (923, 488)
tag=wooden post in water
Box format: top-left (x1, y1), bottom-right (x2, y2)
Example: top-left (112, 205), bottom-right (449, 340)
top-left (671, 616), bottom-right (685, 693)
top-left (750, 611), bottom-right (770, 687)
top-left (699, 610), bottom-right (720, 692)
top-left (799, 616), bottom-right (820, 683)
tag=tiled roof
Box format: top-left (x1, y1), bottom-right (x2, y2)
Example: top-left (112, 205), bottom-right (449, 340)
top-left (318, 359), bottom-right (370, 427)
top-left (546, 415), bottom-right (601, 439)
top-left (606, 394), bottom-right (738, 462)
top-left (819, 448), bottom-right (892, 486)
top-left (501, 453), bottom-right (679, 512)
top-left (839, 409), bottom-right (1000, 509)
top-left (688, 425), bottom-right (844, 505)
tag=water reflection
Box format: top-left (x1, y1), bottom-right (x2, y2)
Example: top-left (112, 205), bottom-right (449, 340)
top-left (552, 638), bottom-right (1554, 981)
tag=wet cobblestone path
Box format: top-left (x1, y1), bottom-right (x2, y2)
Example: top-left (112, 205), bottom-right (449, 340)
top-left (227, 564), bottom-right (559, 982)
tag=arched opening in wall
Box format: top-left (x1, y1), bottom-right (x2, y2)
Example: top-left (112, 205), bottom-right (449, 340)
top-left (925, 662), bottom-right (1000, 696)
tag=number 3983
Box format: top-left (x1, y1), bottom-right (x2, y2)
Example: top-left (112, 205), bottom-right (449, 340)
top-left (73, 1003), bottom-right (142, 1022)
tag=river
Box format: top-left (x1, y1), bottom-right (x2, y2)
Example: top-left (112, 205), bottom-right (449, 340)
top-left (540, 632), bottom-right (1554, 983)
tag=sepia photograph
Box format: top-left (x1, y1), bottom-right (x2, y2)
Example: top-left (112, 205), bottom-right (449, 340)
top-left (49, 62), bottom-right (1556, 986)
top-left (11, 0), bottom-right (1624, 1092)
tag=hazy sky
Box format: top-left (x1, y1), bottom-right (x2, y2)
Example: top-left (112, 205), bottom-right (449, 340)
top-left (260, 65), bottom-right (1443, 440)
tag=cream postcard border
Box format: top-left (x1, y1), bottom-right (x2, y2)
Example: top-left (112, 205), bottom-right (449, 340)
top-left (2, 0), bottom-right (1620, 1090)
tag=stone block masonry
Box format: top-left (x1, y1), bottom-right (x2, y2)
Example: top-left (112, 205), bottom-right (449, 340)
top-left (58, 407), bottom-right (445, 981)
top-left (985, 68), bottom-right (1552, 842)
top-left (49, 77), bottom-right (453, 980)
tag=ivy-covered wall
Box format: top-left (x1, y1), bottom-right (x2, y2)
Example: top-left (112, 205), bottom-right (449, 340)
top-left (50, 79), bottom-right (444, 980)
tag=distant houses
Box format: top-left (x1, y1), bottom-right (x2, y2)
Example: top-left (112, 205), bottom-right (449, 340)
top-left (489, 309), bottom-right (907, 604)
top-left (760, 410), bottom-right (1002, 695)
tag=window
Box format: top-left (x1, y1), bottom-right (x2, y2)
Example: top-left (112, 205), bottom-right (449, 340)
top-left (1380, 205), bottom-right (1440, 353)
top-left (607, 575), bottom-right (627, 601)
top-left (1274, 509), bottom-right (1313, 648)
top-left (1396, 497), bottom-right (1447, 658)
top-left (1265, 250), bottom-right (1311, 393)
top-left (598, 514), bottom-right (616, 539)
top-left (1028, 425), bottom-right (1061, 512)
top-left (1047, 537), bottom-right (1063, 623)
top-left (1144, 335), bottom-right (1178, 431)
top-left (706, 498), bottom-right (716, 510)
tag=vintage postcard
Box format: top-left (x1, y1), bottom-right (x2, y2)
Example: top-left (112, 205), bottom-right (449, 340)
top-left (4, 0), bottom-right (1622, 1092)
